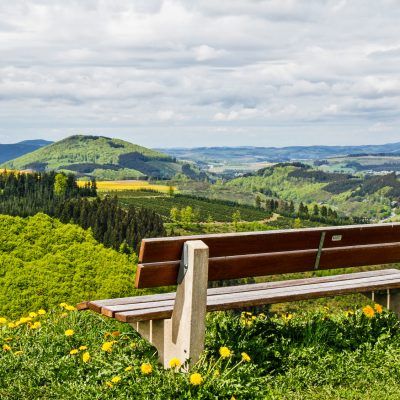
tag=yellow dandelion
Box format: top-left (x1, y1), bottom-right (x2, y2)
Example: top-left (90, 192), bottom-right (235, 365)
top-left (140, 363), bottom-right (153, 375)
top-left (101, 341), bottom-right (114, 353)
top-left (30, 321), bottom-right (41, 330)
top-left (79, 346), bottom-right (87, 351)
top-left (219, 346), bottom-right (231, 358)
top-left (105, 381), bottom-right (113, 388)
top-left (363, 305), bottom-right (375, 318)
top-left (70, 349), bottom-right (79, 355)
top-left (168, 357), bottom-right (181, 369)
top-left (29, 312), bottom-right (37, 318)
top-left (374, 304), bottom-right (383, 314)
top-left (3, 344), bottom-right (11, 352)
top-left (0, 317), bottom-right (7, 324)
top-left (190, 373), bottom-right (203, 386)
top-left (111, 376), bottom-right (121, 384)
top-left (13, 351), bottom-right (23, 356)
top-left (125, 366), bottom-right (133, 372)
top-left (60, 302), bottom-right (68, 308)
top-left (82, 351), bottom-right (91, 363)
top-left (61, 312), bottom-right (68, 318)
top-left (65, 305), bottom-right (76, 312)
top-left (4, 337), bottom-right (12, 342)
top-left (7, 322), bottom-right (15, 329)
top-left (38, 309), bottom-right (46, 315)
top-left (65, 329), bottom-right (74, 337)
top-left (241, 352), bottom-right (251, 362)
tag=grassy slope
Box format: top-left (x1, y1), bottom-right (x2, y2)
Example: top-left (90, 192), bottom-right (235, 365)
top-left (1, 135), bottom-right (179, 180)
top-left (1, 304), bottom-right (400, 399)
top-left (226, 165), bottom-right (392, 220)
top-left (0, 213), bottom-right (139, 318)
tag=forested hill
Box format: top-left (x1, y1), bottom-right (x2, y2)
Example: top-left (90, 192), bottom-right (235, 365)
top-left (1, 135), bottom-right (204, 180)
top-left (0, 139), bottom-right (52, 164)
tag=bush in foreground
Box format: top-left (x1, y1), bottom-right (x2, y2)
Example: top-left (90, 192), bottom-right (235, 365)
top-left (1, 303), bottom-right (400, 399)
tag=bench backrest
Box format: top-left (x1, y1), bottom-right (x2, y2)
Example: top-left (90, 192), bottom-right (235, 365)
top-left (135, 223), bottom-right (400, 288)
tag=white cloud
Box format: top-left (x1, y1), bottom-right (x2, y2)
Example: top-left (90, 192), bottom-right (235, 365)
top-left (0, 0), bottom-right (399, 146)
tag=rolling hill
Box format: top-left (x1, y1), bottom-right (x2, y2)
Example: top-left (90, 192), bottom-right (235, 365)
top-left (0, 139), bottom-right (52, 164)
top-left (1, 135), bottom-right (203, 180)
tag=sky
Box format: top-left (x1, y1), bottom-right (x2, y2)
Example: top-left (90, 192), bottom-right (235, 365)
top-left (0, 0), bottom-right (400, 148)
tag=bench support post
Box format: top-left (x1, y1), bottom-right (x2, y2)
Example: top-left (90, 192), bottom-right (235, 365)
top-left (132, 240), bottom-right (209, 369)
top-left (368, 289), bottom-right (400, 317)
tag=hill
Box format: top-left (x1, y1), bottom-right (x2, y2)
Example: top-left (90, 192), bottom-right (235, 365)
top-left (0, 213), bottom-right (139, 317)
top-left (2, 135), bottom-right (203, 180)
top-left (158, 142), bottom-right (400, 165)
top-left (0, 139), bottom-right (52, 164)
top-left (225, 163), bottom-right (400, 221)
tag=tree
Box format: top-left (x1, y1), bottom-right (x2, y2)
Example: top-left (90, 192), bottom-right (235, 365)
top-left (232, 210), bottom-right (241, 231)
top-left (54, 173), bottom-right (68, 196)
top-left (170, 207), bottom-right (180, 224)
top-left (255, 195), bottom-right (262, 208)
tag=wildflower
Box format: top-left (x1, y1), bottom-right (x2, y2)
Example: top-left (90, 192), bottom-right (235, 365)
top-left (168, 358), bottom-right (181, 369)
top-left (60, 302), bottom-right (68, 308)
top-left (374, 304), bottom-right (383, 314)
top-left (363, 305), bottom-right (375, 318)
top-left (219, 346), bottom-right (231, 358)
top-left (3, 344), bottom-right (11, 351)
top-left (282, 313), bottom-right (293, 322)
top-left (111, 331), bottom-right (120, 337)
top-left (111, 376), bottom-right (121, 384)
top-left (29, 312), bottom-right (37, 318)
top-left (7, 322), bottom-right (15, 329)
top-left (105, 381), bottom-right (113, 388)
top-left (241, 352), bottom-right (251, 362)
top-left (61, 313), bottom-right (68, 318)
top-left (30, 321), bottom-right (41, 330)
top-left (4, 337), bottom-right (12, 342)
top-left (82, 352), bottom-right (91, 363)
top-left (65, 329), bottom-right (74, 336)
top-left (70, 349), bottom-right (79, 355)
top-left (38, 309), bottom-right (46, 315)
top-left (125, 366), bottom-right (133, 372)
top-left (102, 341), bottom-right (114, 353)
top-left (0, 317), bottom-right (7, 324)
top-left (79, 345), bottom-right (88, 351)
top-left (141, 363), bottom-right (153, 375)
top-left (14, 351), bottom-right (23, 356)
top-left (190, 373), bottom-right (203, 386)
top-left (65, 305), bottom-right (76, 312)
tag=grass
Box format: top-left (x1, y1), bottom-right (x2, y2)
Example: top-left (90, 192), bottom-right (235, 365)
top-left (1, 301), bottom-right (400, 399)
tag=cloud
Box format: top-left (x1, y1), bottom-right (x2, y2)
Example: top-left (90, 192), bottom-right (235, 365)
top-left (0, 0), bottom-right (399, 146)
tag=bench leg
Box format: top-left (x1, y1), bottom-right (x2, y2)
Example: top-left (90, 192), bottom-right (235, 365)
top-left (370, 289), bottom-right (400, 317)
top-left (131, 240), bottom-right (209, 369)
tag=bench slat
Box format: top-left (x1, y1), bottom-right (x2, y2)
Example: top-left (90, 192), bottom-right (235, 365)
top-left (139, 224), bottom-right (400, 263)
top-left (136, 242), bottom-right (400, 288)
top-left (96, 269), bottom-right (399, 317)
top-left (116, 272), bottom-right (400, 322)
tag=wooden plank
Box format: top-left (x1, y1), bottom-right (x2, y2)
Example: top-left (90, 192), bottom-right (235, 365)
top-left (104, 269), bottom-right (400, 317)
top-left (136, 242), bottom-right (400, 288)
top-left (139, 223), bottom-right (400, 263)
top-left (117, 273), bottom-right (400, 322)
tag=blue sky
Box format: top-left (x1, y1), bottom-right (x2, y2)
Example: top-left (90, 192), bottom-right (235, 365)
top-left (0, 0), bottom-right (399, 147)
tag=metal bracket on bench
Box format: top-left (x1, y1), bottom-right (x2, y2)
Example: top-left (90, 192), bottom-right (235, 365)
top-left (177, 242), bottom-right (189, 284)
top-left (314, 232), bottom-right (326, 270)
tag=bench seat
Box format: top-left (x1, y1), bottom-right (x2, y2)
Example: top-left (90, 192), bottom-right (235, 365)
top-left (78, 268), bottom-right (400, 323)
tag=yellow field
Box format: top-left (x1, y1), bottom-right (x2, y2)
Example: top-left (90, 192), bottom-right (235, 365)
top-left (78, 180), bottom-right (176, 193)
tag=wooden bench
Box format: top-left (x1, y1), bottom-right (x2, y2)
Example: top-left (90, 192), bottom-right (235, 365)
top-left (78, 223), bottom-right (400, 368)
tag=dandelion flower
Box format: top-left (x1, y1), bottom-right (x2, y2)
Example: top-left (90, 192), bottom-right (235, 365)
top-left (374, 304), bottom-right (383, 314)
top-left (140, 363), bottom-right (153, 375)
top-left (65, 305), bottom-right (76, 312)
top-left (29, 312), bottom-right (37, 318)
top-left (79, 345), bottom-right (88, 351)
top-left (30, 321), bottom-right (41, 330)
top-left (105, 381), bottom-right (113, 388)
top-left (38, 309), bottom-right (46, 315)
top-left (0, 317), bottom-right (7, 324)
top-left (14, 351), bottom-right (23, 356)
top-left (101, 341), bottom-right (114, 353)
top-left (241, 352), bottom-right (251, 362)
top-left (70, 349), bottom-right (79, 355)
top-left (82, 351), bottom-right (91, 363)
top-left (4, 337), bottom-right (12, 342)
top-left (125, 366), bottom-right (133, 372)
top-left (190, 373), bottom-right (203, 386)
top-left (111, 376), bottom-right (121, 384)
top-left (60, 303), bottom-right (68, 308)
top-left (363, 305), bottom-right (375, 318)
top-left (65, 329), bottom-right (74, 337)
top-left (219, 346), bottom-right (231, 358)
top-left (3, 344), bottom-right (11, 352)
top-left (168, 358), bottom-right (181, 369)
top-left (7, 322), bottom-right (15, 329)
top-left (61, 312), bottom-right (68, 318)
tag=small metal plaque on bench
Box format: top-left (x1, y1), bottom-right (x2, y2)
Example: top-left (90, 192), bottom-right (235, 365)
top-left (177, 243), bottom-right (189, 284)
top-left (331, 235), bottom-right (342, 242)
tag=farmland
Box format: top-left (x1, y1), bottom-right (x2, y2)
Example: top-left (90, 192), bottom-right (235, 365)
top-left (79, 180), bottom-right (176, 193)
